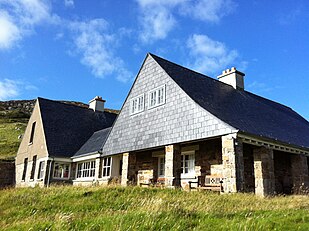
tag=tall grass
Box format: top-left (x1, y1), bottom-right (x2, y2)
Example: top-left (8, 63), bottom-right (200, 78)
top-left (1, 186), bottom-right (309, 230)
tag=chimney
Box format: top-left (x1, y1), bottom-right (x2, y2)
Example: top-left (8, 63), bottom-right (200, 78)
top-left (89, 96), bottom-right (105, 112)
top-left (217, 67), bottom-right (245, 90)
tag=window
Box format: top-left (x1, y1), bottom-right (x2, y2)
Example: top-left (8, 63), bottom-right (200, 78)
top-left (181, 153), bottom-right (195, 176)
top-left (30, 155), bottom-right (37, 180)
top-left (53, 162), bottom-right (70, 179)
top-left (37, 161), bottom-right (45, 179)
top-left (29, 122), bottom-right (36, 144)
top-left (102, 157), bottom-right (112, 177)
top-left (76, 160), bottom-right (96, 178)
top-left (148, 85), bottom-right (166, 109)
top-left (130, 94), bottom-right (144, 115)
top-left (22, 158), bottom-right (28, 181)
top-left (158, 157), bottom-right (165, 177)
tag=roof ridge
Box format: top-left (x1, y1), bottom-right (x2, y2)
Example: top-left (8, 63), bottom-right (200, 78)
top-left (149, 53), bottom-right (248, 92)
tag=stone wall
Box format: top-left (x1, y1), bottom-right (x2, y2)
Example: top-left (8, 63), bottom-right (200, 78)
top-left (290, 154), bottom-right (309, 194)
top-left (0, 161), bottom-right (15, 188)
top-left (273, 151), bottom-right (292, 194)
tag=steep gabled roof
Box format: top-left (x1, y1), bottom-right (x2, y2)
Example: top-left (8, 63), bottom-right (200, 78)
top-left (74, 127), bottom-right (111, 157)
top-left (150, 53), bottom-right (309, 149)
top-left (38, 97), bottom-right (117, 157)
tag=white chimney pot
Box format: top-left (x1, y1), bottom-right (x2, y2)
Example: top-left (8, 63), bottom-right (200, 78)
top-left (217, 67), bottom-right (245, 90)
top-left (89, 96), bottom-right (105, 112)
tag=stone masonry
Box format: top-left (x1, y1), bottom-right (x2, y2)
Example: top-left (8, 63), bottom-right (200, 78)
top-left (253, 147), bottom-right (275, 196)
top-left (164, 144), bottom-right (181, 188)
top-left (221, 134), bottom-right (244, 193)
top-left (290, 154), bottom-right (309, 193)
top-left (121, 153), bottom-right (130, 186)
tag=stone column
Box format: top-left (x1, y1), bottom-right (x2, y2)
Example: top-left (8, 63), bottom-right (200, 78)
top-left (121, 153), bottom-right (130, 186)
top-left (253, 147), bottom-right (275, 197)
top-left (164, 144), bottom-right (181, 188)
top-left (221, 134), bottom-right (244, 193)
top-left (291, 154), bottom-right (309, 194)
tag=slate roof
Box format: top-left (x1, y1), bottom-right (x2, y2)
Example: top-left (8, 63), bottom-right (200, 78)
top-left (38, 97), bottom-right (117, 157)
top-left (150, 53), bottom-right (309, 150)
top-left (74, 127), bottom-right (111, 157)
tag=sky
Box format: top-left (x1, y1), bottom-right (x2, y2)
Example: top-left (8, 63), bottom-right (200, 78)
top-left (0, 0), bottom-right (308, 119)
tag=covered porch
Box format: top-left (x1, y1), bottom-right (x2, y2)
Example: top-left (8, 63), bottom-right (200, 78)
top-left (119, 134), bottom-right (309, 196)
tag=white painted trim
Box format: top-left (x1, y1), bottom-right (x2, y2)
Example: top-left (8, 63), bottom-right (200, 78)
top-left (238, 133), bottom-right (309, 156)
top-left (129, 93), bottom-right (145, 115)
top-left (148, 84), bottom-right (166, 109)
top-left (72, 153), bottom-right (100, 162)
top-left (52, 162), bottom-right (71, 180)
top-left (102, 156), bottom-right (112, 178)
top-left (49, 157), bottom-right (72, 162)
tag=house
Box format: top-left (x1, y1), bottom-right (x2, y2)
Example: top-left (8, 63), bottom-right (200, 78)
top-left (16, 53), bottom-right (309, 196)
top-left (15, 97), bottom-right (117, 187)
top-left (100, 53), bottom-right (309, 196)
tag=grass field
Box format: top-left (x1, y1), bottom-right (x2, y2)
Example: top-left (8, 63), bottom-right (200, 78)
top-left (1, 186), bottom-right (309, 230)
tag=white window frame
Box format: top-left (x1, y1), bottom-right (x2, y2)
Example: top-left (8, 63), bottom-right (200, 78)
top-left (181, 151), bottom-right (195, 177)
top-left (158, 156), bottom-right (165, 177)
top-left (76, 160), bottom-right (96, 179)
top-left (102, 157), bottom-right (112, 177)
top-left (130, 93), bottom-right (145, 115)
top-left (53, 162), bottom-right (70, 179)
top-left (148, 85), bottom-right (166, 109)
top-left (37, 161), bottom-right (45, 180)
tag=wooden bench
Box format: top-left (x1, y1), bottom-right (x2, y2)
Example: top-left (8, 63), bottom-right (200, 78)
top-left (189, 175), bottom-right (224, 193)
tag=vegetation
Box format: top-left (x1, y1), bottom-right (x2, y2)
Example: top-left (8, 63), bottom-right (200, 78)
top-left (1, 186), bottom-right (309, 230)
top-left (0, 110), bottom-right (28, 160)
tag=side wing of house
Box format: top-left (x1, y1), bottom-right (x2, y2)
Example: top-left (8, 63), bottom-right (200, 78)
top-left (103, 54), bottom-right (236, 156)
top-left (16, 100), bottom-right (49, 187)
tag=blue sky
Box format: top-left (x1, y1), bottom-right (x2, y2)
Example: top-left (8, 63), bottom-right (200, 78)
top-left (0, 0), bottom-right (308, 119)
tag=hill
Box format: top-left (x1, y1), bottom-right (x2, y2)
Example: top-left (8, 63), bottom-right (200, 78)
top-left (0, 99), bottom-right (119, 160)
top-left (0, 186), bottom-right (309, 230)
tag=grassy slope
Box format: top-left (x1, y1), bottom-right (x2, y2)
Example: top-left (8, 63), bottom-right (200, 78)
top-left (0, 117), bottom-right (27, 160)
top-left (1, 186), bottom-right (309, 230)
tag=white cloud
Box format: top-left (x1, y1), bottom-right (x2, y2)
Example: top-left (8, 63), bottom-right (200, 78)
top-left (136, 0), bottom-right (236, 42)
top-left (186, 34), bottom-right (240, 74)
top-left (180, 0), bottom-right (236, 23)
top-left (64, 0), bottom-right (74, 8)
top-left (69, 19), bottom-right (133, 83)
top-left (0, 0), bottom-right (58, 50)
top-left (0, 79), bottom-right (19, 100)
top-left (0, 78), bottom-right (37, 100)
top-left (0, 11), bottom-right (21, 49)
top-left (136, 1), bottom-right (179, 42)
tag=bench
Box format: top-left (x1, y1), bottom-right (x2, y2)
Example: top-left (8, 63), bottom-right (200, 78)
top-left (139, 178), bottom-right (165, 188)
top-left (189, 175), bottom-right (224, 193)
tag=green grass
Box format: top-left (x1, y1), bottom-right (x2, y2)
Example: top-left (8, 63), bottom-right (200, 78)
top-left (0, 113), bottom-right (28, 160)
top-left (1, 186), bottom-right (309, 230)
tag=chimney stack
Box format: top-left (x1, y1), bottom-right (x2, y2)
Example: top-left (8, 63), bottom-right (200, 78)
top-left (217, 67), bottom-right (245, 90)
top-left (89, 96), bottom-right (105, 112)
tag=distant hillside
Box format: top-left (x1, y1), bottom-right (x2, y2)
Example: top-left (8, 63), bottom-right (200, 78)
top-left (0, 99), bottom-right (119, 160)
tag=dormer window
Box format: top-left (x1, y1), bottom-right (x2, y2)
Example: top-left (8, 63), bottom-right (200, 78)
top-left (130, 94), bottom-right (144, 115)
top-left (148, 85), bottom-right (165, 109)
